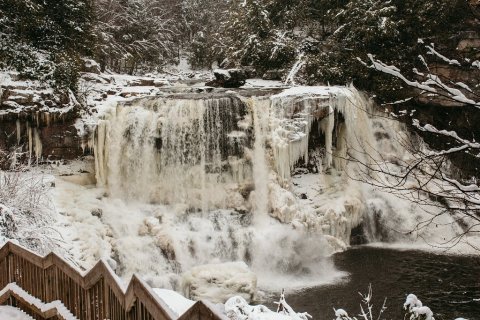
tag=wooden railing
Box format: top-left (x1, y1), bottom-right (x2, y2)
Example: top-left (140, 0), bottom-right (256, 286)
top-left (0, 241), bottom-right (226, 320)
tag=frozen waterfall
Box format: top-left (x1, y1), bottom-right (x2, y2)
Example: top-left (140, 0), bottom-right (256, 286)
top-left (52, 86), bottom-right (466, 303)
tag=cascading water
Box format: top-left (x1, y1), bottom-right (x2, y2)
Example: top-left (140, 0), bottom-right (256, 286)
top-left (52, 85), bottom-right (469, 303)
top-left (248, 97), bottom-right (270, 218)
top-left (94, 95), bottom-right (251, 210)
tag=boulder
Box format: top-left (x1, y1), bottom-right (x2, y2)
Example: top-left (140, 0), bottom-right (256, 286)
top-left (126, 77), bottom-right (170, 87)
top-left (81, 59), bottom-right (101, 74)
top-left (262, 69), bottom-right (284, 81)
top-left (81, 73), bottom-right (109, 84)
top-left (243, 66), bottom-right (258, 78)
top-left (181, 261), bottom-right (257, 303)
top-left (206, 69), bottom-right (247, 88)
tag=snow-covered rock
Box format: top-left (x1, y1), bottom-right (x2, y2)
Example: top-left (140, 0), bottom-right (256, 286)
top-left (206, 69), bottom-right (247, 88)
top-left (82, 58), bottom-right (101, 74)
top-left (404, 293), bottom-right (423, 311)
top-left (181, 262), bottom-right (257, 303)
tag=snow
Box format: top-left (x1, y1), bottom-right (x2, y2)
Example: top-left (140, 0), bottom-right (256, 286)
top-left (242, 79), bottom-right (285, 88)
top-left (404, 293), bottom-right (423, 311)
top-left (364, 54), bottom-right (435, 92)
top-left (364, 52), bottom-right (479, 107)
top-left (224, 295), bottom-right (311, 320)
top-left (119, 86), bottom-right (156, 96)
top-left (153, 289), bottom-right (195, 317)
top-left (334, 309), bottom-right (349, 319)
top-left (0, 306), bottom-right (34, 320)
top-left (271, 86), bottom-right (342, 99)
top-left (214, 69), bottom-right (232, 80)
top-left (284, 54), bottom-right (305, 86)
top-left (181, 262), bottom-right (257, 303)
top-left (411, 306), bottom-right (434, 320)
top-left (0, 283), bottom-right (77, 320)
top-left (0, 71), bottom-right (80, 118)
top-left (456, 82), bottom-right (473, 92)
top-left (426, 45), bottom-right (461, 66)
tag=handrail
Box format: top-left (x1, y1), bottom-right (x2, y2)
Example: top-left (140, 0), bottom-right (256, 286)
top-left (0, 283), bottom-right (76, 320)
top-left (0, 241), bottom-right (227, 320)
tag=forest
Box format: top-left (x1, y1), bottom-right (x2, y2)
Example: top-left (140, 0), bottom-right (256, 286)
top-left (1, 0), bottom-right (477, 100)
top-left (1, 1), bottom-right (480, 320)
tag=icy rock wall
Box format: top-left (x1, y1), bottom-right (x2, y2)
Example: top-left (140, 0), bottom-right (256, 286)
top-left (267, 87), bottom-right (374, 244)
top-left (0, 112), bottom-right (86, 166)
top-left (269, 86), bottom-right (375, 182)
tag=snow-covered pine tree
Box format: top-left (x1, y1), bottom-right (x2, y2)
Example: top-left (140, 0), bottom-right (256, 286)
top-left (94, 0), bottom-right (179, 74)
top-left (221, 0), bottom-right (297, 73)
top-left (0, 0), bottom-right (94, 91)
top-left (181, 0), bottom-right (229, 68)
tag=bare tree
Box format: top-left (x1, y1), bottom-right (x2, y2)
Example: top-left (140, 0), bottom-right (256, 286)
top-left (348, 45), bottom-right (480, 249)
top-left (0, 149), bottom-right (61, 254)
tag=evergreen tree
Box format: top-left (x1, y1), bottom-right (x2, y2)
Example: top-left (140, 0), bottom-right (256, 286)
top-left (222, 0), bottom-right (296, 72)
top-left (182, 0), bottom-right (229, 68)
top-left (94, 0), bottom-right (179, 74)
top-left (0, 0), bottom-right (95, 92)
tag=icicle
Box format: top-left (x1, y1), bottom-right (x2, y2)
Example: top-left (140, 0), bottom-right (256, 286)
top-left (16, 120), bottom-right (21, 145)
top-left (333, 122), bottom-right (347, 170)
top-left (33, 128), bottom-right (42, 163)
top-left (27, 122), bottom-right (33, 165)
top-left (319, 106), bottom-right (334, 169)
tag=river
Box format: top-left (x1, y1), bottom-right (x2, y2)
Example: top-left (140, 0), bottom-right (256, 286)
top-left (281, 247), bottom-right (480, 320)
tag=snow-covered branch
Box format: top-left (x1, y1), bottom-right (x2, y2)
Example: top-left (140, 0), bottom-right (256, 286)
top-left (360, 45), bottom-right (480, 108)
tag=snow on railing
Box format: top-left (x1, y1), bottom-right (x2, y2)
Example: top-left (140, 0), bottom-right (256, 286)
top-left (0, 241), bottom-right (226, 320)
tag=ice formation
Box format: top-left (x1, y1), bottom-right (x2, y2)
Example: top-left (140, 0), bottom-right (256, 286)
top-left (181, 261), bottom-right (257, 303)
top-left (49, 85), bottom-right (469, 302)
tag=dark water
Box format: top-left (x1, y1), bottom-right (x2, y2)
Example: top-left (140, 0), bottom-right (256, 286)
top-left (282, 247), bottom-right (480, 320)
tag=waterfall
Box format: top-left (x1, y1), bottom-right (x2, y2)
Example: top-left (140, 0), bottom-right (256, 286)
top-left (54, 85), bottom-right (467, 302)
top-left (93, 96), bottom-right (252, 211)
top-left (249, 97), bottom-right (270, 218)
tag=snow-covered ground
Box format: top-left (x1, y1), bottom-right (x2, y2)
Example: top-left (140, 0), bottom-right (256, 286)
top-left (0, 306), bottom-right (34, 320)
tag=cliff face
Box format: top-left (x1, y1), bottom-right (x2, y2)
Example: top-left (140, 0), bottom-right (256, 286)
top-left (0, 72), bottom-right (87, 165)
top-left (0, 113), bottom-right (86, 165)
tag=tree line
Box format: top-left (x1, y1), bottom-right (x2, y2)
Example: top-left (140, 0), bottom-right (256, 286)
top-left (0, 0), bottom-right (476, 98)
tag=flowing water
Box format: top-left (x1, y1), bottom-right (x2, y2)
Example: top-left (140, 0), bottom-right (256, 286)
top-left (48, 86), bottom-right (479, 304)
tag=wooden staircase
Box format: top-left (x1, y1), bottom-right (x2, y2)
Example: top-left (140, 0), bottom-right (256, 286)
top-left (0, 241), bottom-right (226, 320)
